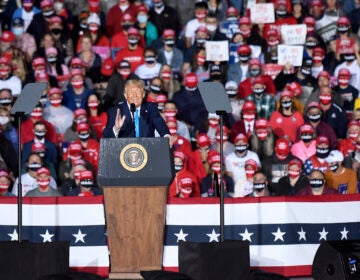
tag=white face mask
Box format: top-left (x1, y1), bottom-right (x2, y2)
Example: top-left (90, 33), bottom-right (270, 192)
top-left (206, 24), bottom-right (217, 32)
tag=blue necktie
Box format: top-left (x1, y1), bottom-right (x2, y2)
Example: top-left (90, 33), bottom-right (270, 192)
top-left (135, 108), bottom-right (140, 137)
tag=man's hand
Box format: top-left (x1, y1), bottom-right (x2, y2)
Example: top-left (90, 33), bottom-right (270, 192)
top-left (114, 108), bottom-right (126, 134)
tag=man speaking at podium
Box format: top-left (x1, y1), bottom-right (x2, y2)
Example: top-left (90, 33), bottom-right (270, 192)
top-left (103, 79), bottom-right (172, 142)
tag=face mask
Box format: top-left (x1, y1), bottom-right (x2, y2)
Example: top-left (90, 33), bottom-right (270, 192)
top-left (196, 38), bottom-right (206, 46)
top-left (238, 55), bottom-right (249, 63)
top-left (0, 116), bottom-right (9, 125)
top-left (250, 69), bottom-right (261, 77)
top-left (12, 27), bottom-right (24, 36)
top-left (43, 9), bottom-right (54, 18)
top-left (301, 67), bottom-right (311, 76)
top-left (337, 25), bottom-right (349, 33)
top-left (276, 9), bottom-right (287, 17)
top-left (38, 152), bottom-right (45, 158)
top-left (47, 56), bottom-right (57, 63)
top-left (209, 119), bottom-right (218, 128)
top-left (253, 183), bottom-right (266, 192)
top-left (164, 109), bottom-right (176, 117)
top-left (122, 24), bottom-right (133, 31)
top-left (164, 39), bottom-right (175, 48)
top-left (226, 89), bottom-right (237, 98)
top-left (161, 70), bottom-right (171, 81)
top-left (253, 87), bottom-right (264, 96)
top-left (78, 133), bottom-right (90, 142)
top-left (206, 24), bottom-right (217, 32)
top-left (174, 164), bottom-right (183, 172)
top-left (28, 163), bottom-right (42, 172)
top-left (281, 101), bottom-right (292, 109)
top-left (215, 135), bottom-right (228, 142)
top-left (0, 183), bottom-right (9, 190)
top-left (256, 130), bottom-right (268, 141)
top-left (196, 12), bottom-right (207, 20)
top-left (243, 113), bottom-right (255, 122)
top-left (301, 133), bottom-right (313, 143)
top-left (288, 169), bottom-right (300, 178)
top-left (343, 54), bottom-right (356, 62)
top-left (0, 98), bottom-right (12, 106)
top-left (128, 38), bottom-right (139, 45)
top-left (349, 132), bottom-right (358, 141)
top-left (144, 56), bottom-right (156, 64)
top-left (235, 144), bottom-right (247, 153)
top-left (185, 86), bottom-right (197, 92)
top-left (305, 41), bottom-right (317, 49)
top-left (154, 1), bottom-right (164, 8)
top-left (89, 25), bottom-right (99, 33)
top-left (137, 15), bottom-right (148, 24)
top-left (338, 77), bottom-right (350, 87)
top-left (149, 84), bottom-right (161, 93)
top-left (88, 101), bottom-right (98, 109)
top-left (76, 117), bottom-right (87, 124)
top-left (308, 114), bottom-right (321, 122)
top-left (270, 55), bottom-right (278, 63)
top-left (316, 147), bottom-right (329, 159)
top-left (169, 127), bottom-right (177, 135)
top-left (119, 69), bottom-right (131, 78)
top-left (330, 163), bottom-right (339, 172)
top-left (38, 178), bottom-right (50, 189)
top-left (212, 166), bottom-right (221, 174)
top-left (34, 130), bottom-right (46, 140)
top-left (180, 187), bottom-right (192, 198)
top-left (50, 98), bottom-right (62, 107)
top-left (309, 178), bottom-right (324, 189)
top-left (71, 80), bottom-right (84, 89)
top-left (319, 94), bottom-right (332, 105)
top-left (80, 23), bottom-right (88, 29)
top-left (51, 28), bottom-right (62, 36)
top-left (80, 179), bottom-right (94, 188)
top-left (245, 168), bottom-right (255, 179)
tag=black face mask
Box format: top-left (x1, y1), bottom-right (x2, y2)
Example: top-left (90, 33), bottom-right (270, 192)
top-left (253, 183), bottom-right (266, 192)
top-left (235, 144), bottom-right (247, 153)
top-left (164, 39), bottom-right (175, 48)
top-left (34, 130), bottom-right (46, 140)
top-left (301, 134), bottom-right (313, 143)
top-left (78, 133), bottom-right (90, 142)
top-left (196, 38), bottom-right (206, 46)
top-left (28, 162), bottom-right (42, 172)
top-left (342, 54), bottom-right (356, 62)
top-left (281, 101), bottom-right (292, 109)
top-left (308, 114), bottom-right (321, 122)
top-left (239, 55), bottom-right (249, 63)
top-left (43, 9), bottom-right (54, 18)
top-left (149, 84), bottom-right (161, 93)
top-left (305, 41), bottom-right (317, 49)
top-left (316, 147), bottom-right (329, 159)
top-left (144, 56), bottom-right (156, 64)
top-left (301, 67), bottom-right (312, 76)
top-left (270, 55), bottom-right (278, 63)
top-left (330, 163), bottom-right (339, 172)
top-left (47, 56), bottom-right (57, 63)
top-left (309, 179), bottom-right (324, 189)
top-left (51, 28), bottom-right (62, 35)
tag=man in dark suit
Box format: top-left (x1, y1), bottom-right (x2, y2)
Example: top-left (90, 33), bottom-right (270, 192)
top-left (103, 79), bottom-right (172, 141)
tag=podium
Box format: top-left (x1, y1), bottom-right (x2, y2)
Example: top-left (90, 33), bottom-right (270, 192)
top-left (98, 138), bottom-right (174, 279)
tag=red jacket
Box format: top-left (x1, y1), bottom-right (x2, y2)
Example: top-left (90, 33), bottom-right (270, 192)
top-left (238, 74), bottom-right (276, 99)
top-left (115, 46), bottom-right (144, 72)
top-left (106, 3), bottom-right (137, 37)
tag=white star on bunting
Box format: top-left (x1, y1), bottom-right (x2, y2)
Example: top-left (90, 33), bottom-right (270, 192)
top-left (239, 228), bottom-right (254, 242)
top-left (318, 227), bottom-right (328, 241)
top-left (174, 229), bottom-right (188, 242)
top-left (40, 229), bottom-right (54, 242)
top-left (206, 229), bottom-right (220, 242)
top-left (297, 227), bottom-right (307, 241)
top-left (340, 227), bottom-right (349, 240)
top-left (8, 229), bottom-right (18, 241)
top-left (72, 229), bottom-right (87, 243)
top-left (272, 227), bottom-right (286, 242)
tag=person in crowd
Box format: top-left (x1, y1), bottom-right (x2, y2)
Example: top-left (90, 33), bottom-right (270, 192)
top-left (210, 126), bottom-right (235, 157)
top-left (292, 124), bottom-right (316, 163)
top-left (201, 150), bottom-right (234, 197)
top-left (250, 118), bottom-right (276, 161)
top-left (226, 44), bottom-right (251, 85)
top-left (62, 68), bottom-right (94, 111)
top-left (0, 56), bottom-right (22, 97)
top-left (302, 101), bottom-right (338, 150)
top-left (45, 46), bottom-right (69, 88)
top-left (20, 105), bottom-right (58, 145)
top-left (0, 105), bottom-right (18, 153)
top-left (59, 158), bottom-right (87, 195)
top-left (169, 150), bottom-right (199, 197)
top-left (63, 108), bottom-right (97, 144)
top-left (176, 177), bottom-right (197, 198)
top-left (149, 0), bottom-right (180, 37)
top-left (238, 58), bottom-right (276, 99)
top-left (25, 167), bottom-right (62, 197)
top-left (184, 1), bottom-right (208, 48)
top-left (86, 92), bottom-right (107, 140)
top-left (135, 4), bottom-right (158, 47)
top-left (66, 169), bottom-right (102, 196)
top-left (225, 133), bottom-right (261, 184)
top-left (12, 152), bottom-right (57, 196)
top-left (0, 169), bottom-right (15, 197)
top-left (303, 135), bottom-right (331, 175)
top-left (106, 0), bottom-right (137, 37)
top-left (245, 76), bottom-right (276, 120)
top-left (161, 101), bottom-right (190, 141)
top-left (171, 72), bottom-right (208, 133)
top-left (21, 120), bottom-right (59, 172)
top-left (230, 100), bottom-right (256, 142)
top-left (158, 64), bottom-right (180, 99)
top-left (324, 149), bottom-right (358, 194)
top-left (12, 0), bottom-right (41, 31)
top-left (103, 79), bottom-right (170, 139)
top-left (233, 158), bottom-right (258, 197)
top-left (165, 116), bottom-right (192, 159)
top-left (297, 169), bottom-right (337, 196)
top-left (156, 29), bottom-right (183, 77)
top-left (251, 170), bottom-right (271, 197)
top-left (270, 89), bottom-right (304, 144)
top-left (184, 46), bottom-right (209, 82)
top-left (43, 87), bottom-right (74, 143)
top-left (273, 158), bottom-right (309, 196)
top-left (339, 120), bottom-right (360, 158)
top-left (135, 47), bottom-right (162, 84)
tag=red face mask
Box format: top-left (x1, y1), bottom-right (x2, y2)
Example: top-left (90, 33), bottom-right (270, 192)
top-left (319, 94), bottom-right (332, 105)
top-left (245, 168), bottom-right (255, 179)
top-left (0, 183), bottom-right (9, 190)
top-left (38, 178), bottom-right (50, 189)
top-left (71, 79), bottom-right (84, 89)
top-left (197, 55), bottom-right (206, 66)
top-left (88, 101), bottom-right (98, 109)
top-left (256, 129), bottom-right (268, 141)
top-left (161, 70), bottom-right (171, 81)
top-left (288, 169), bottom-right (300, 179)
top-left (180, 186), bottom-right (192, 198)
top-left (243, 113), bottom-right (255, 122)
top-left (50, 98), bottom-right (62, 107)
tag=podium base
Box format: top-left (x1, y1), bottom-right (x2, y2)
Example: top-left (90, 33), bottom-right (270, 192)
top-left (109, 272), bottom-right (143, 279)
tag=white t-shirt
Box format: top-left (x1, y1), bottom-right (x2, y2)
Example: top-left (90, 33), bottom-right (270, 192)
top-left (0, 76), bottom-right (22, 96)
top-left (185, 18), bottom-right (206, 45)
top-left (12, 172), bottom-right (58, 196)
top-left (134, 63), bottom-right (162, 81)
top-left (225, 150), bottom-right (261, 183)
top-left (334, 60), bottom-right (360, 90)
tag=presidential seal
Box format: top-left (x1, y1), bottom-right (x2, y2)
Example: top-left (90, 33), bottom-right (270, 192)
top-left (119, 143), bottom-right (148, 172)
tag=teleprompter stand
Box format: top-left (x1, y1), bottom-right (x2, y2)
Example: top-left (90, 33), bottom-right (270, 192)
top-left (98, 137), bottom-right (174, 279)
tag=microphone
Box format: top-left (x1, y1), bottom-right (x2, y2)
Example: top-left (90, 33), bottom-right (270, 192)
top-left (130, 103), bottom-right (136, 136)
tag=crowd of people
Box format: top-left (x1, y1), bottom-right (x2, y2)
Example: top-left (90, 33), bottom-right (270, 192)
top-left (0, 0), bottom-right (359, 198)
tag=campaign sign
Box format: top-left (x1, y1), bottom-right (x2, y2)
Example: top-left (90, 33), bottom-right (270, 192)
top-left (336, 38), bottom-right (355, 54)
top-left (263, 64), bottom-right (284, 79)
top-left (250, 3), bottom-right (275, 24)
top-left (205, 40), bottom-right (229, 62)
top-left (281, 24), bottom-right (307, 45)
top-left (277, 44), bottom-right (304, 66)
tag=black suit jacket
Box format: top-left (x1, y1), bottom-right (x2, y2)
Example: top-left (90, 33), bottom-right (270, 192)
top-left (103, 101), bottom-right (170, 138)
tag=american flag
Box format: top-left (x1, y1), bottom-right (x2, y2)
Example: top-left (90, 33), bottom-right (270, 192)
top-left (0, 196), bottom-right (109, 277)
top-left (163, 194), bottom-right (360, 277)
